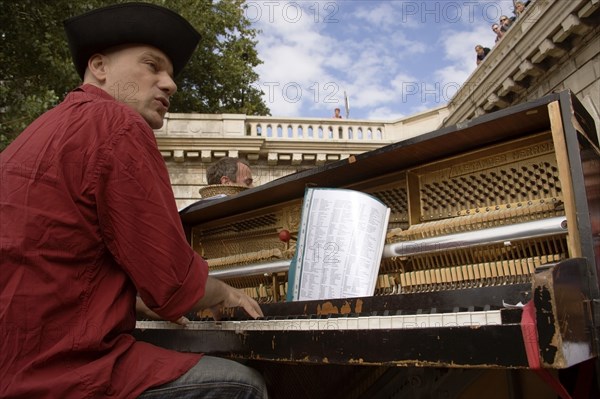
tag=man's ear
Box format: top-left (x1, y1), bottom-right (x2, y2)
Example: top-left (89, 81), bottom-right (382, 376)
top-left (220, 176), bottom-right (232, 185)
top-left (85, 53), bottom-right (108, 83)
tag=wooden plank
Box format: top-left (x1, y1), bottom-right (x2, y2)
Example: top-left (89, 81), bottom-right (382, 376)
top-left (548, 101), bottom-right (582, 257)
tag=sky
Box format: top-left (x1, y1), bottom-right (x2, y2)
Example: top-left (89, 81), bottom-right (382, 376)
top-left (247, 0), bottom-right (519, 120)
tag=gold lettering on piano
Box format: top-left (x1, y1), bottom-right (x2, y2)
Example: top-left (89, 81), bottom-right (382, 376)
top-left (450, 154), bottom-right (508, 176)
top-left (511, 142), bottom-right (554, 160)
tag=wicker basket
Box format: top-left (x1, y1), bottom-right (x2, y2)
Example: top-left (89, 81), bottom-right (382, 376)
top-left (199, 184), bottom-right (248, 198)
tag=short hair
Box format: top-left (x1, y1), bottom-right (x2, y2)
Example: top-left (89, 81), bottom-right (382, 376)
top-left (206, 157), bottom-right (249, 185)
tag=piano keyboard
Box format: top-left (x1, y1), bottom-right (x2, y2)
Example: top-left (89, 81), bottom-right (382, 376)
top-left (136, 309), bottom-right (502, 332)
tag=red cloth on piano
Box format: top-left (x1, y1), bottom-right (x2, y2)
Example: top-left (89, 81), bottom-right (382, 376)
top-left (0, 84), bottom-right (206, 398)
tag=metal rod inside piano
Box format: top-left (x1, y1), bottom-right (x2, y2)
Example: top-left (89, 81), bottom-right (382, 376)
top-left (383, 216), bottom-right (567, 257)
top-left (209, 216), bottom-right (567, 279)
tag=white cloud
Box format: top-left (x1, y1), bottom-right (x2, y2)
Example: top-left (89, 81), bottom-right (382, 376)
top-left (434, 23), bottom-right (494, 90)
top-left (354, 2), bottom-right (402, 30)
top-left (253, 1), bottom-right (337, 116)
top-left (367, 106), bottom-right (405, 121)
top-left (249, 0), bottom-right (518, 119)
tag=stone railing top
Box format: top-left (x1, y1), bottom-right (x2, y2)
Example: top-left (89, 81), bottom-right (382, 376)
top-left (155, 103), bottom-right (449, 143)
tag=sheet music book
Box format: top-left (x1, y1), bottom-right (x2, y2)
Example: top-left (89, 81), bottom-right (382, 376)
top-left (287, 188), bottom-right (391, 301)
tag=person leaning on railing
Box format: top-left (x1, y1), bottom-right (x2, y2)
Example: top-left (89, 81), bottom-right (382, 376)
top-left (475, 45), bottom-right (491, 65)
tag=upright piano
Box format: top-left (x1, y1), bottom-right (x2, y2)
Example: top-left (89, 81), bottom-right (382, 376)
top-left (136, 91), bottom-right (599, 398)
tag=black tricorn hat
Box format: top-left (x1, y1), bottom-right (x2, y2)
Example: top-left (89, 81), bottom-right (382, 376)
top-left (64, 2), bottom-right (200, 79)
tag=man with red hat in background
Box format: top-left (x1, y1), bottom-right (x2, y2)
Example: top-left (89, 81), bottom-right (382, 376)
top-left (0, 3), bottom-right (267, 398)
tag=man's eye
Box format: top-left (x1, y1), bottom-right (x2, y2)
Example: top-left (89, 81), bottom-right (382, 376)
top-left (146, 62), bottom-right (157, 71)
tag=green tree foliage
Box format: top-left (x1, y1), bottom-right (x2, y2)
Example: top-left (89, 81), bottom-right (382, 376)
top-left (0, 0), bottom-right (269, 151)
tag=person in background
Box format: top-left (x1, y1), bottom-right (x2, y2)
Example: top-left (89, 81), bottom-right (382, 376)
top-left (0, 3), bottom-right (267, 398)
top-left (514, 1), bottom-right (528, 18)
top-left (492, 23), bottom-right (504, 43)
top-left (475, 45), bottom-right (491, 65)
top-left (206, 156), bottom-right (254, 187)
top-left (500, 15), bottom-right (513, 32)
top-left (333, 107), bottom-right (343, 118)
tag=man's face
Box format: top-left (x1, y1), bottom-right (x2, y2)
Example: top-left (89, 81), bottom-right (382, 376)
top-left (101, 45), bottom-right (177, 129)
top-left (475, 46), bottom-right (484, 55)
top-left (235, 162), bottom-right (254, 187)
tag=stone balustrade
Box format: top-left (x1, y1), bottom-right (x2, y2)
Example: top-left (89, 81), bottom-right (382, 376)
top-left (154, 105), bottom-right (448, 164)
top-left (245, 117), bottom-right (384, 141)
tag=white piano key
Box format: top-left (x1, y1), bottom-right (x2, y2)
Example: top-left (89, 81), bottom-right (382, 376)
top-left (429, 314), bottom-right (443, 328)
top-left (456, 312), bottom-right (472, 327)
top-left (379, 315), bottom-right (392, 329)
top-left (346, 317), bottom-right (359, 330)
top-left (402, 315), bottom-right (417, 329)
top-left (358, 316), bottom-right (370, 330)
top-left (470, 311), bottom-right (487, 327)
top-left (368, 316), bottom-right (381, 329)
top-left (485, 310), bottom-right (502, 325)
top-left (416, 314), bottom-right (431, 328)
top-left (442, 313), bottom-right (458, 327)
top-left (390, 315), bottom-right (404, 329)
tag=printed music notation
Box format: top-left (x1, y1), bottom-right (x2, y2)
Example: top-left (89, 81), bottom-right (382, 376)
top-left (288, 188), bottom-right (391, 301)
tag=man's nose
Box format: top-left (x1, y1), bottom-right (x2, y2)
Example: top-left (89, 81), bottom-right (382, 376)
top-left (160, 73), bottom-right (177, 97)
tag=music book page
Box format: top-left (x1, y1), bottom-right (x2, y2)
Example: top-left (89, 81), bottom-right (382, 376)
top-left (287, 188), bottom-right (391, 301)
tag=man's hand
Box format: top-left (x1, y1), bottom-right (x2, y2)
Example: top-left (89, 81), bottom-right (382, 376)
top-left (193, 277), bottom-right (264, 320)
top-left (209, 287), bottom-right (264, 321)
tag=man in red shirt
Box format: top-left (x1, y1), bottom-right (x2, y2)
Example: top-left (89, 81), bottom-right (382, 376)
top-left (0, 3), bottom-right (267, 398)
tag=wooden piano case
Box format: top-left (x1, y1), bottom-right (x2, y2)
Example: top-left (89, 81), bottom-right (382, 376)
top-left (135, 91), bottom-right (599, 398)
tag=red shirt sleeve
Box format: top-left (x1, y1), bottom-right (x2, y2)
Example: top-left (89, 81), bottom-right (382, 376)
top-left (95, 115), bottom-right (207, 321)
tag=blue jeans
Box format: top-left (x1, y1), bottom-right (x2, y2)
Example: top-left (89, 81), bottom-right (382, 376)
top-left (138, 356), bottom-right (268, 398)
